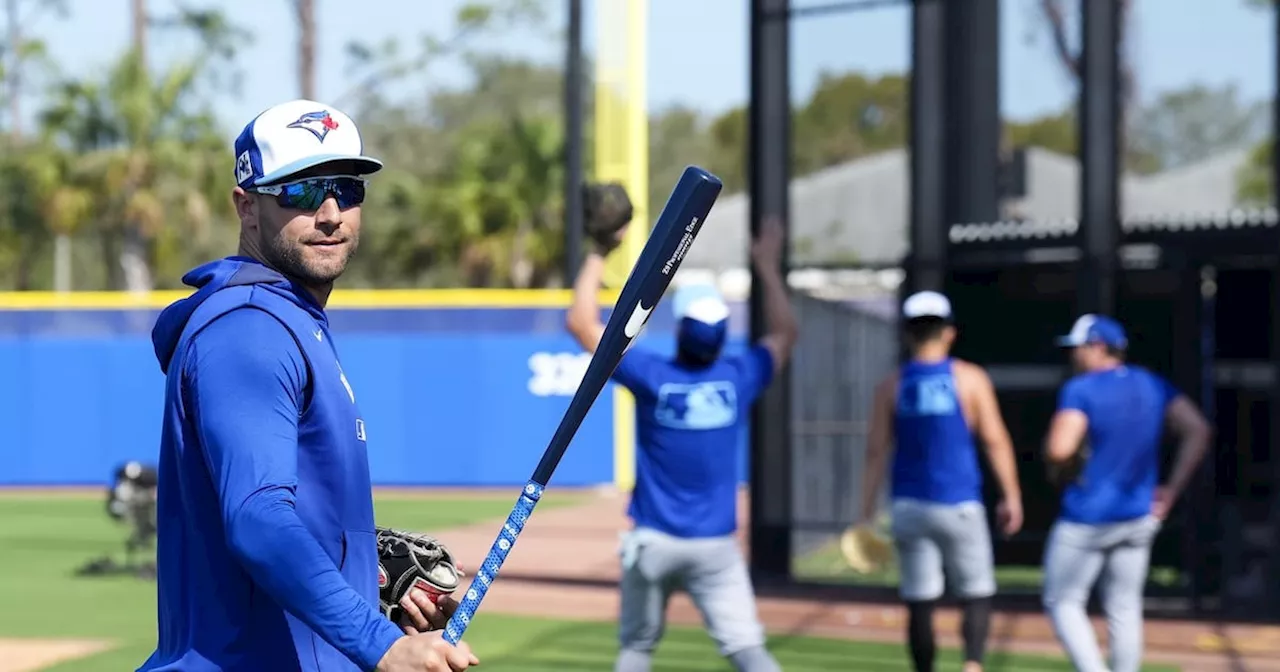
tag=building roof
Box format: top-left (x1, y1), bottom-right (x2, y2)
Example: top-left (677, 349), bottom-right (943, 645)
top-left (685, 146), bottom-right (1270, 270)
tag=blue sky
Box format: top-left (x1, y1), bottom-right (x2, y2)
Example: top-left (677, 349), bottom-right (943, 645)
top-left (29, 0), bottom-right (1276, 141)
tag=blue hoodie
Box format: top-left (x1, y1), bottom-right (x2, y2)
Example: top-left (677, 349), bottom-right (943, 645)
top-left (138, 257), bottom-right (403, 672)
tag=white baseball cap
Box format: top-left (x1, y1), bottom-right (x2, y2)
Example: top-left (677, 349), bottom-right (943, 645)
top-left (233, 99), bottom-right (383, 189)
top-left (672, 283), bottom-right (730, 325)
top-left (901, 290), bottom-right (952, 320)
top-left (1055, 314), bottom-right (1128, 349)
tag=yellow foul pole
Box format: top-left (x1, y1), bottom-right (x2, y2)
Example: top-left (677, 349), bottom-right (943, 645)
top-left (594, 0), bottom-right (647, 492)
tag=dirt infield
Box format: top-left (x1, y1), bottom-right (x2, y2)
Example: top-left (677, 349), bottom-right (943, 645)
top-left (0, 639), bottom-right (113, 672)
top-left (438, 488), bottom-right (1280, 671)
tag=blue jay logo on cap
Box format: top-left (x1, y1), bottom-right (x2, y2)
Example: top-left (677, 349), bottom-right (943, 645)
top-left (287, 110), bottom-right (340, 143)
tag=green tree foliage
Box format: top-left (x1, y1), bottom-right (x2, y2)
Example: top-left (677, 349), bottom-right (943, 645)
top-left (1235, 140), bottom-right (1271, 206)
top-left (1130, 83), bottom-right (1268, 172)
top-left (39, 49), bottom-right (234, 291)
top-left (351, 57), bottom-right (567, 288)
top-left (1, 0), bottom-right (1274, 290)
top-left (792, 72), bottom-right (908, 174)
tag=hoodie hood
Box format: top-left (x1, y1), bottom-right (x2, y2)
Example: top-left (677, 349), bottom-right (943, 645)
top-left (152, 256), bottom-right (327, 374)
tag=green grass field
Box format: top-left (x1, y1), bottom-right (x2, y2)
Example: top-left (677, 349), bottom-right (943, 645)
top-left (0, 494), bottom-right (1180, 671)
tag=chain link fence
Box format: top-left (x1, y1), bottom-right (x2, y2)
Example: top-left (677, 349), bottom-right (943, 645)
top-left (788, 290), bottom-right (898, 572)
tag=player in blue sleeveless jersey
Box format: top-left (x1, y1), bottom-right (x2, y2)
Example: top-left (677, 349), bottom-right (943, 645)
top-left (566, 217), bottom-right (798, 672)
top-left (1041, 314), bottom-right (1211, 672)
top-left (860, 290), bottom-right (1024, 672)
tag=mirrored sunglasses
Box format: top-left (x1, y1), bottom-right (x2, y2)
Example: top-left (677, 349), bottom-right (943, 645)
top-left (253, 175), bottom-right (368, 211)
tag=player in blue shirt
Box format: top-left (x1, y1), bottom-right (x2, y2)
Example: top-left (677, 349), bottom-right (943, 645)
top-left (860, 290), bottom-right (1024, 672)
top-left (566, 217), bottom-right (798, 672)
top-left (139, 100), bottom-right (478, 672)
top-left (1042, 314), bottom-right (1211, 672)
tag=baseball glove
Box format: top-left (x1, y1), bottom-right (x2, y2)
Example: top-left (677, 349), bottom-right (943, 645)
top-left (1047, 442), bottom-right (1091, 489)
top-left (376, 526), bottom-right (463, 622)
top-left (839, 522), bottom-right (894, 574)
top-left (582, 181), bottom-right (634, 255)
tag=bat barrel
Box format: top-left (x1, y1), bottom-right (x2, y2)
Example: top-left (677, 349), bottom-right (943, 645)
top-left (529, 165), bottom-right (724, 487)
top-left (442, 481), bottom-right (544, 644)
top-left (443, 165), bottom-right (724, 644)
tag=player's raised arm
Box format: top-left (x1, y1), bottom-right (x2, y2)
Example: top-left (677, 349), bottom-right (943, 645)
top-left (566, 251), bottom-right (609, 354)
top-left (749, 216), bottom-right (799, 375)
top-left (961, 362), bottom-right (1023, 536)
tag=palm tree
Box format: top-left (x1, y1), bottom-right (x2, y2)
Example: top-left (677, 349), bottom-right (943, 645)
top-left (39, 49), bottom-right (229, 291)
top-left (30, 3), bottom-right (248, 291)
top-left (294, 0), bottom-right (315, 99)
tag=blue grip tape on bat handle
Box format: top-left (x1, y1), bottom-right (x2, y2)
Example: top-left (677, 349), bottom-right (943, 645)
top-left (442, 481), bottom-right (543, 645)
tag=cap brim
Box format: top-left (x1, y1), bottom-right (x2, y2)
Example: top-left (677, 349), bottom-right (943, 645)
top-left (1055, 336), bottom-right (1082, 347)
top-left (257, 154), bottom-right (384, 186)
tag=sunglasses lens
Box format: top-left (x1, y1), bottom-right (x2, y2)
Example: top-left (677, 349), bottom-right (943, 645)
top-left (278, 181), bottom-right (325, 210)
top-left (276, 178), bottom-right (367, 210)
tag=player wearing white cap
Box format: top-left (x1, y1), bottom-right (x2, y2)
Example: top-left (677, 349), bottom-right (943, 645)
top-left (858, 290), bottom-right (1024, 672)
top-left (566, 217), bottom-right (798, 672)
top-left (141, 99), bottom-right (477, 672)
top-left (1041, 314), bottom-right (1211, 672)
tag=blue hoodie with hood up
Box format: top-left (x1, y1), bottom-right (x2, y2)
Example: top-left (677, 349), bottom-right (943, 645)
top-left (138, 256), bottom-right (403, 672)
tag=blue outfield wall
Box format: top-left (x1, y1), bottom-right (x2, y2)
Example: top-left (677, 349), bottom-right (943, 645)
top-left (0, 300), bottom-right (751, 487)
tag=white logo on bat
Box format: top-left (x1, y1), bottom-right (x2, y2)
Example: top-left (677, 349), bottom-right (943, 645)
top-left (624, 303), bottom-right (652, 338)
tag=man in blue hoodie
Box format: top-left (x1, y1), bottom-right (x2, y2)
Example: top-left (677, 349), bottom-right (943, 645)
top-left (139, 99), bottom-right (479, 672)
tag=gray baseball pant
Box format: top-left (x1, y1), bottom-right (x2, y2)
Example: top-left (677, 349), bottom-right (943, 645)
top-left (1042, 514), bottom-right (1162, 672)
top-left (891, 498), bottom-right (997, 601)
top-left (614, 527), bottom-right (781, 672)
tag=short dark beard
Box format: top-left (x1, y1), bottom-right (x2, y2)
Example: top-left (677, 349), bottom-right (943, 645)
top-left (258, 225), bottom-right (357, 286)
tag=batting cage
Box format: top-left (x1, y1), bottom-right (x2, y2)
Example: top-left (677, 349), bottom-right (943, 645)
top-left (743, 0), bottom-right (1280, 624)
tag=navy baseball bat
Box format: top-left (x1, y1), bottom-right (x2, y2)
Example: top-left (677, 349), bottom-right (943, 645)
top-left (442, 165), bottom-right (724, 644)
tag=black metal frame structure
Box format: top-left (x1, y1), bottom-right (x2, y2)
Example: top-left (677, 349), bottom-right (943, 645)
top-left (938, 0), bottom-right (1280, 620)
top-left (747, 0), bottom-right (793, 581)
top-left (746, 0), bottom-right (1280, 620)
top-left (562, 0), bottom-right (585, 283)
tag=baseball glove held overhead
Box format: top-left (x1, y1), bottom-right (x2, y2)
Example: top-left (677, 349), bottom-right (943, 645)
top-left (375, 526), bottom-right (463, 622)
top-left (582, 182), bottom-right (634, 255)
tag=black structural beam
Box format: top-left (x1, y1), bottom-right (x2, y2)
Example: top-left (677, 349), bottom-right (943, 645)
top-left (748, 0), bottom-right (792, 581)
top-left (562, 0), bottom-right (585, 283)
top-left (944, 0), bottom-right (1000, 227)
top-left (1077, 0), bottom-right (1122, 316)
top-left (905, 0), bottom-right (947, 302)
top-left (1268, 0), bottom-right (1280, 619)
